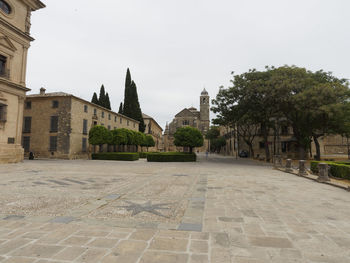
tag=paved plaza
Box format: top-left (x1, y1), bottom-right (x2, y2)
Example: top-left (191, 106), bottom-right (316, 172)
top-left (0, 154), bottom-right (349, 262)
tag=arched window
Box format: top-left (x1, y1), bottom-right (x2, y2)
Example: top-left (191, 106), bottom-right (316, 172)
top-left (0, 0), bottom-right (11, 14)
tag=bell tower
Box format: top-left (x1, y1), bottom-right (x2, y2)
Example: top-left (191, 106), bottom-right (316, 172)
top-left (200, 88), bottom-right (210, 134)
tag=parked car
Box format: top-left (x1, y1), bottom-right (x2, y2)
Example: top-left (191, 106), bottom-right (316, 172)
top-left (239, 150), bottom-right (249, 158)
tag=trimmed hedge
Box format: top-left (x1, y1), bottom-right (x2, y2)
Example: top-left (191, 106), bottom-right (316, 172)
top-left (147, 152), bottom-right (196, 162)
top-left (139, 152), bottom-right (159, 158)
top-left (311, 161), bottom-right (350, 180)
top-left (92, 152), bottom-right (139, 161)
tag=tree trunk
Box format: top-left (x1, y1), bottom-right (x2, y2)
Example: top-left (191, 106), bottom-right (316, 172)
top-left (347, 136), bottom-right (349, 160)
top-left (313, 135), bottom-right (321, 161)
top-left (261, 124), bottom-right (270, 162)
top-left (189, 147), bottom-right (193, 153)
top-left (298, 145), bottom-right (307, 160)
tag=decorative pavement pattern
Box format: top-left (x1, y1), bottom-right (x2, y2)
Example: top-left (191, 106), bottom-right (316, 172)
top-left (0, 154), bottom-right (349, 262)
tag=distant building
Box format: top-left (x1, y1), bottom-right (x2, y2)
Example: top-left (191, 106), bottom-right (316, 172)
top-left (142, 113), bottom-right (163, 152)
top-left (163, 89), bottom-right (210, 152)
top-left (22, 89), bottom-right (139, 159)
top-left (0, 0), bottom-right (45, 163)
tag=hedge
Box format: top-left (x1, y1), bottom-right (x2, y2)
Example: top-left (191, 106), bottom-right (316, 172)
top-left (147, 152), bottom-right (196, 162)
top-left (92, 152), bottom-right (139, 161)
top-left (310, 161), bottom-right (350, 180)
top-left (139, 152), bottom-right (159, 158)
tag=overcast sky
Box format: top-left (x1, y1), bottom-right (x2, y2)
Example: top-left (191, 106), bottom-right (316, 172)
top-left (26, 0), bottom-right (350, 129)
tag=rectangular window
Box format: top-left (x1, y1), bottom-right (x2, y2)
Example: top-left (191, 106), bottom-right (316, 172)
top-left (127, 120), bottom-right (129, 126)
top-left (259, 142), bottom-right (265, 149)
top-left (52, 100), bottom-right (59, 108)
top-left (84, 105), bottom-right (88, 113)
top-left (83, 119), bottom-right (88, 135)
top-left (101, 112), bottom-right (104, 118)
top-left (108, 125), bottom-right (111, 130)
top-left (114, 116), bottom-right (117, 122)
top-left (0, 103), bottom-right (7, 122)
top-left (108, 114), bottom-right (111, 120)
top-left (23, 117), bottom-right (32, 133)
top-left (93, 121), bottom-right (97, 126)
top-left (23, 136), bottom-right (30, 152)
top-left (50, 116), bottom-right (58, 132)
top-left (25, 101), bottom-right (31, 109)
top-left (94, 108), bottom-right (97, 115)
top-left (82, 138), bottom-right (87, 152)
top-left (49, 136), bottom-right (57, 151)
top-left (120, 118), bottom-right (122, 124)
top-left (0, 55), bottom-right (7, 78)
top-left (101, 123), bottom-right (104, 126)
top-left (281, 126), bottom-right (289, 136)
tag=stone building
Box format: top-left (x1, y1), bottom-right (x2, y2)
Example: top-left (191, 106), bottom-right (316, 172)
top-left (163, 89), bottom-right (210, 152)
top-left (142, 113), bottom-right (163, 152)
top-left (219, 124), bottom-right (349, 160)
top-left (23, 89), bottom-right (139, 159)
top-left (0, 0), bottom-right (45, 163)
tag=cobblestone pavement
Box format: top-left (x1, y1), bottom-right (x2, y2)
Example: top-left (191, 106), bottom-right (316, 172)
top-left (0, 154), bottom-right (349, 262)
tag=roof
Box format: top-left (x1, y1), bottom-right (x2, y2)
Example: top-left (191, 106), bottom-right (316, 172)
top-left (201, 88), bottom-right (208, 95)
top-left (22, 0), bottom-right (46, 11)
top-left (142, 113), bottom-right (163, 131)
top-left (26, 91), bottom-right (140, 123)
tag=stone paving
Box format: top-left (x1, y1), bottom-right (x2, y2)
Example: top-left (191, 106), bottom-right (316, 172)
top-left (0, 154), bottom-right (349, 262)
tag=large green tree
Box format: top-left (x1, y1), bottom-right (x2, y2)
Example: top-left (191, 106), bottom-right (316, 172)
top-left (91, 92), bottom-right (99, 104)
top-left (105, 92), bottom-right (111, 110)
top-left (174, 127), bottom-right (204, 153)
top-left (212, 66), bottom-right (350, 160)
top-left (122, 69), bottom-right (146, 132)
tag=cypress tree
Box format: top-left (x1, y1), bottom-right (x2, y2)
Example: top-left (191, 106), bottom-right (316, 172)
top-left (118, 102), bottom-right (123, 114)
top-left (99, 85), bottom-right (106, 107)
top-left (122, 68), bottom-right (146, 132)
top-left (123, 68), bottom-right (132, 115)
top-left (91, 92), bottom-right (99, 104)
top-left (105, 92), bottom-right (111, 110)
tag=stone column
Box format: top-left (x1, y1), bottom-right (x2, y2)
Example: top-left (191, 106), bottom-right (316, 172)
top-left (285, 159), bottom-right (293, 172)
top-left (317, 163), bottom-right (330, 183)
top-left (298, 160), bottom-right (307, 176)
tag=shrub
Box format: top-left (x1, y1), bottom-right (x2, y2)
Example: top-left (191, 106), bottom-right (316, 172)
top-left (147, 152), bottom-right (196, 162)
top-left (139, 152), bottom-right (151, 158)
top-left (310, 161), bottom-right (350, 180)
top-left (92, 152), bottom-right (139, 161)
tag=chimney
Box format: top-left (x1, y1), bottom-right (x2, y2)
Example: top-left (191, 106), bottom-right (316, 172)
top-left (40, 87), bottom-right (46, 95)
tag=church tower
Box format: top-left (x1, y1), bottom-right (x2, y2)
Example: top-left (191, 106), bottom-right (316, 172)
top-left (200, 88), bottom-right (210, 134)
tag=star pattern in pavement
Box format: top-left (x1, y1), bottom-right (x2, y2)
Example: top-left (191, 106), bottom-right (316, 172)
top-left (117, 201), bottom-right (171, 218)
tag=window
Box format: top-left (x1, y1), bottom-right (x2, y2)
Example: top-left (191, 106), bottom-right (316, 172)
top-left (101, 112), bottom-right (104, 118)
top-left (0, 55), bottom-right (7, 78)
top-left (0, 103), bottom-right (7, 122)
top-left (114, 116), bottom-right (117, 122)
top-left (101, 123), bottom-right (104, 126)
top-left (259, 142), bottom-right (265, 149)
top-left (108, 125), bottom-right (111, 130)
top-left (94, 109), bottom-right (97, 115)
top-left (282, 142), bottom-right (287, 153)
top-left (120, 118), bottom-right (122, 124)
top-left (182, 120), bottom-right (189, 125)
top-left (108, 114), bottom-right (111, 120)
top-left (82, 138), bottom-right (87, 152)
top-left (83, 119), bottom-right (88, 135)
top-left (0, 1), bottom-right (11, 14)
top-left (23, 117), bottom-right (32, 133)
top-left (25, 101), bottom-right (31, 109)
top-left (281, 126), bottom-right (289, 136)
top-left (50, 116), bottom-right (58, 132)
top-left (127, 120), bottom-right (129, 126)
top-left (84, 105), bottom-right (88, 113)
top-left (114, 127), bottom-right (116, 130)
top-left (23, 136), bottom-right (30, 152)
top-left (93, 121), bottom-right (97, 126)
top-left (133, 123), bottom-right (135, 128)
top-left (52, 100), bottom-right (59, 108)
top-left (49, 136), bottom-right (57, 151)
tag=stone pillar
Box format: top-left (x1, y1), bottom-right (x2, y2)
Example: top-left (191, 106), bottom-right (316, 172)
top-left (285, 159), bottom-right (293, 172)
top-left (298, 160), bottom-right (307, 176)
top-left (317, 163), bottom-right (330, 183)
top-left (274, 155), bottom-right (282, 168)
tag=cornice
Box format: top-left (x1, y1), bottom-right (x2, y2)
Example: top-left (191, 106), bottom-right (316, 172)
top-left (0, 18), bottom-right (34, 44)
top-left (0, 78), bottom-right (30, 92)
top-left (20, 0), bottom-right (45, 11)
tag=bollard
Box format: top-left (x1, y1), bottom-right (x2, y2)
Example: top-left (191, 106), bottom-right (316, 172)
top-left (317, 163), bottom-right (330, 183)
top-left (285, 159), bottom-right (293, 172)
top-left (274, 155), bottom-right (282, 168)
top-left (298, 160), bottom-right (307, 176)
top-left (277, 155), bottom-right (282, 167)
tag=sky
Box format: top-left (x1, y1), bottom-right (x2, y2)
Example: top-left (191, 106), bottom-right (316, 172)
top-left (26, 0), bottom-right (350, 130)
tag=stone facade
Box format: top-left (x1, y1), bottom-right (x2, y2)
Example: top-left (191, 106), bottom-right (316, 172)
top-left (142, 113), bottom-right (163, 152)
top-left (219, 125), bottom-right (350, 159)
top-left (0, 0), bottom-right (44, 164)
top-left (23, 89), bottom-right (139, 159)
top-left (163, 89), bottom-right (210, 152)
